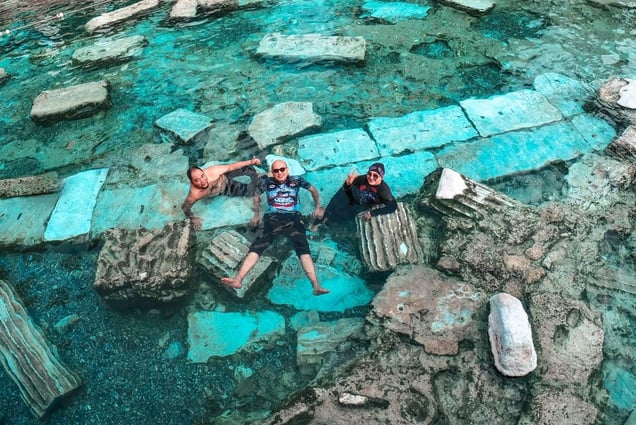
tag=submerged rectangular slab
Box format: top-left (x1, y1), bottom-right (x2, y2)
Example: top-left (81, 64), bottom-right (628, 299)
top-left (298, 128), bottom-right (379, 171)
top-left (0, 194), bottom-right (58, 248)
top-left (44, 168), bottom-right (109, 242)
top-left (460, 89), bottom-right (563, 137)
top-left (368, 105), bottom-right (478, 156)
top-left (154, 108), bottom-right (213, 144)
top-left (256, 33), bottom-right (367, 63)
top-left (85, 0), bottom-right (161, 33)
top-left (30, 80), bottom-right (111, 124)
top-left (436, 121), bottom-right (595, 182)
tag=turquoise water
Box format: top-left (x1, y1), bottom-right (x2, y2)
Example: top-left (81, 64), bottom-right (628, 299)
top-left (0, 0), bottom-right (635, 424)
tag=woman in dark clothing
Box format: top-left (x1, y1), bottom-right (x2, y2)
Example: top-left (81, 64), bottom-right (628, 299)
top-left (324, 162), bottom-right (397, 223)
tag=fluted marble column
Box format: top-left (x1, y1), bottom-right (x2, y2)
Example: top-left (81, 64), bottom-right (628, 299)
top-left (0, 280), bottom-right (82, 418)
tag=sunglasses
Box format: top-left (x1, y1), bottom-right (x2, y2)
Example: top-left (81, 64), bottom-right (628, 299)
top-left (367, 171), bottom-right (381, 179)
top-left (272, 167), bottom-right (287, 174)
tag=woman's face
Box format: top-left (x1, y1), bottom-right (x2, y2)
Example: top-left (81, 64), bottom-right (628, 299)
top-left (366, 170), bottom-right (382, 186)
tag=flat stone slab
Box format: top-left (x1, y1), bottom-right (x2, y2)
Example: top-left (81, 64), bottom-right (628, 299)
top-left (92, 183), bottom-right (184, 234)
top-left (267, 255), bottom-right (374, 313)
top-left (533, 72), bottom-right (592, 118)
top-left (0, 172), bottom-right (60, 198)
top-left (0, 194), bottom-right (58, 248)
top-left (248, 101), bottom-right (322, 149)
top-left (298, 128), bottom-right (379, 171)
top-left (460, 89), bottom-right (563, 137)
top-left (85, 0), bottom-right (161, 33)
top-left (154, 108), bottom-right (213, 144)
top-left (256, 33), bottom-right (367, 63)
top-left (44, 168), bottom-right (109, 242)
top-left (187, 310), bottom-right (285, 362)
top-left (72, 35), bottom-right (148, 68)
top-left (368, 105), bottom-right (479, 156)
top-left (30, 80), bottom-right (111, 124)
top-left (306, 150), bottom-right (438, 204)
top-left (436, 118), bottom-right (613, 182)
top-left (438, 0), bottom-right (495, 15)
top-left (360, 1), bottom-right (431, 23)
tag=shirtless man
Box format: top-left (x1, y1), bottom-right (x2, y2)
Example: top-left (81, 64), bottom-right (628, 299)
top-left (221, 159), bottom-right (330, 296)
top-left (182, 157), bottom-right (261, 230)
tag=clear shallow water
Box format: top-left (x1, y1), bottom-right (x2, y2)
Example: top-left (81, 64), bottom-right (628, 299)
top-left (0, 0), bottom-right (635, 424)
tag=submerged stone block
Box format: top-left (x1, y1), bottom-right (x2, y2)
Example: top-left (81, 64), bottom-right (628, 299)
top-left (0, 172), bottom-right (60, 198)
top-left (437, 0), bottom-right (495, 15)
top-left (355, 202), bottom-right (422, 272)
top-left (248, 102), bottom-right (322, 149)
top-left (85, 0), bottom-right (161, 33)
top-left (256, 33), bottom-right (367, 64)
top-left (187, 310), bottom-right (285, 362)
top-left (361, 1), bottom-right (431, 23)
top-left (93, 221), bottom-right (195, 306)
top-left (72, 35), bottom-right (148, 68)
top-left (0, 279), bottom-right (82, 418)
top-left (44, 168), bottom-right (109, 242)
top-left (488, 293), bottom-right (537, 377)
top-left (197, 230), bottom-right (275, 298)
top-left (436, 121), bottom-right (600, 182)
top-left (460, 89), bottom-right (562, 137)
top-left (368, 105), bottom-right (478, 156)
top-left (30, 80), bottom-right (111, 125)
top-left (267, 254), bottom-right (373, 313)
top-left (298, 128), bottom-right (379, 171)
top-left (296, 318), bottom-right (365, 367)
top-left (154, 108), bottom-right (213, 144)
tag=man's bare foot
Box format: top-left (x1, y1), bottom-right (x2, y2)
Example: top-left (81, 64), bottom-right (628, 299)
top-left (313, 287), bottom-right (330, 296)
top-left (221, 277), bottom-right (242, 289)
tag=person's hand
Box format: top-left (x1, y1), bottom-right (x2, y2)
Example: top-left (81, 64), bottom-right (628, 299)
top-left (362, 211), bottom-right (372, 221)
top-left (191, 217), bottom-right (202, 230)
top-left (345, 170), bottom-right (358, 186)
top-left (312, 206), bottom-right (325, 220)
top-left (248, 215), bottom-right (261, 229)
top-left (251, 157), bottom-right (261, 166)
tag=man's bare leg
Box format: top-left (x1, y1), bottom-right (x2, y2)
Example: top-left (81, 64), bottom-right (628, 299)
top-left (299, 254), bottom-right (329, 295)
top-left (222, 252), bottom-right (260, 289)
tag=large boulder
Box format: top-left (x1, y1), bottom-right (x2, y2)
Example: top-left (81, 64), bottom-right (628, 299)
top-left (93, 221), bottom-right (195, 307)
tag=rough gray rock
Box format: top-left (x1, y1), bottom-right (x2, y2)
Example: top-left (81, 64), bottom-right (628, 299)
top-left (94, 221), bottom-right (195, 306)
top-left (356, 202), bottom-right (423, 272)
top-left (0, 68), bottom-right (9, 85)
top-left (369, 264), bottom-right (484, 356)
top-left (71, 35), bottom-right (148, 68)
top-left (30, 80), bottom-right (111, 125)
top-left (597, 78), bottom-right (636, 126)
top-left (608, 125), bottom-right (636, 160)
top-left (0, 172), bottom-right (60, 198)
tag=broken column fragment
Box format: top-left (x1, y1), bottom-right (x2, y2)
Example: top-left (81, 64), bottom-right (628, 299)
top-left (0, 280), bottom-right (82, 418)
top-left (355, 202), bottom-right (422, 272)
